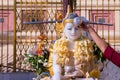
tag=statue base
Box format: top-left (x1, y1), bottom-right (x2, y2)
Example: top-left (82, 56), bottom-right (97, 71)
top-left (75, 78), bottom-right (98, 80)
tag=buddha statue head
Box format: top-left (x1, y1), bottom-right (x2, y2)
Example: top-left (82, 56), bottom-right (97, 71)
top-left (63, 13), bottom-right (82, 41)
top-left (56, 5), bottom-right (89, 41)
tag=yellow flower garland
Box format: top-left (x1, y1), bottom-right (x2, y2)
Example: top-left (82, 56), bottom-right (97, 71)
top-left (53, 36), bottom-right (100, 78)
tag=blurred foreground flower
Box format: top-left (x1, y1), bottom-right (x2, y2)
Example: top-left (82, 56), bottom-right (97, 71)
top-left (22, 35), bottom-right (50, 75)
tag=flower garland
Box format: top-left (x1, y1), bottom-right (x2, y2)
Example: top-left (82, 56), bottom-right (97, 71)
top-left (53, 36), bottom-right (69, 66)
top-left (53, 36), bottom-right (100, 78)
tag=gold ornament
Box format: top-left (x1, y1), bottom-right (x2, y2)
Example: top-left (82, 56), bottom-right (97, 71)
top-left (65, 5), bottom-right (72, 18)
top-left (55, 22), bottom-right (63, 37)
top-left (55, 5), bottom-right (73, 37)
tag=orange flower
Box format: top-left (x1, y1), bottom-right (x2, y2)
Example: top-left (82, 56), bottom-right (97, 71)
top-left (38, 35), bottom-right (47, 40)
top-left (36, 42), bottom-right (43, 56)
top-left (57, 13), bottom-right (62, 20)
top-left (36, 49), bottom-right (42, 56)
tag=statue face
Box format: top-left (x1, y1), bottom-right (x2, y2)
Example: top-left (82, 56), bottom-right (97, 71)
top-left (64, 18), bottom-right (82, 41)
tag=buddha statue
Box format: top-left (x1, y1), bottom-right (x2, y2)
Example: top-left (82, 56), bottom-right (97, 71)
top-left (52, 6), bottom-right (100, 80)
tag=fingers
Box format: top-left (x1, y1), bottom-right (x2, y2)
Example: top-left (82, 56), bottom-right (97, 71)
top-left (80, 22), bottom-right (86, 27)
top-left (79, 22), bottom-right (93, 32)
top-left (78, 22), bottom-right (87, 30)
top-left (87, 24), bottom-right (92, 28)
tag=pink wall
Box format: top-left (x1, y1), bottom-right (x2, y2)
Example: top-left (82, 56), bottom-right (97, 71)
top-left (90, 10), bottom-right (114, 30)
top-left (0, 10), bottom-right (14, 32)
top-left (0, 10), bottom-right (114, 32)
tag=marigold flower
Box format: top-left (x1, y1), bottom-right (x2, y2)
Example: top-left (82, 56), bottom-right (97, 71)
top-left (38, 35), bottom-right (47, 40)
top-left (90, 69), bottom-right (100, 78)
top-left (57, 13), bottom-right (62, 20)
top-left (52, 36), bottom-right (101, 77)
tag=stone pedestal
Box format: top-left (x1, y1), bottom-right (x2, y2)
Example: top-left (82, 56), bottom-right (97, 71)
top-left (0, 72), bottom-right (35, 80)
top-left (100, 60), bottom-right (120, 80)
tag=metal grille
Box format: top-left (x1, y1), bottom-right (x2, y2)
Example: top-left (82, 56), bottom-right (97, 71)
top-left (0, 0), bottom-right (120, 72)
top-left (15, 0), bottom-right (63, 72)
top-left (0, 0), bottom-right (14, 72)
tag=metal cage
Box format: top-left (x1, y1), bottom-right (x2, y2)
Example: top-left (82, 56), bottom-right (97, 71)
top-left (0, 0), bottom-right (120, 73)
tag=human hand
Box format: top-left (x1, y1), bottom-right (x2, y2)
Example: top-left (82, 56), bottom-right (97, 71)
top-left (79, 22), bottom-right (92, 32)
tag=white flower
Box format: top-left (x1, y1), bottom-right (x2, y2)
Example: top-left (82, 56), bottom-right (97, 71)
top-left (44, 59), bottom-right (47, 61)
top-left (21, 63), bottom-right (26, 67)
top-left (31, 63), bottom-right (35, 66)
top-left (24, 58), bottom-right (28, 61)
top-left (29, 54), bottom-right (34, 57)
top-left (43, 62), bottom-right (48, 67)
top-left (32, 78), bottom-right (37, 80)
top-left (38, 60), bottom-right (42, 63)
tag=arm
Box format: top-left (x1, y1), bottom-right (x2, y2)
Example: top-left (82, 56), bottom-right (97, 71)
top-left (87, 26), bottom-right (108, 53)
top-left (81, 25), bottom-right (120, 67)
top-left (52, 54), bottom-right (61, 80)
top-left (104, 46), bottom-right (120, 67)
top-left (52, 54), bottom-right (70, 80)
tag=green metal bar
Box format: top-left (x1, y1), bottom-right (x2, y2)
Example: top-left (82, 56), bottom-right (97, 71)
top-left (23, 20), bottom-right (113, 26)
